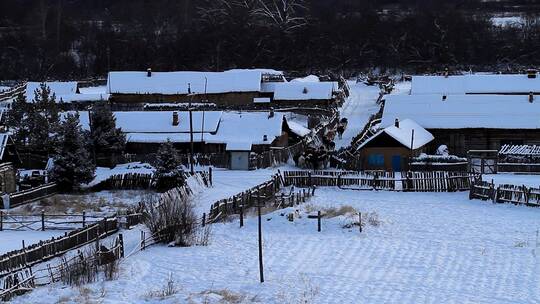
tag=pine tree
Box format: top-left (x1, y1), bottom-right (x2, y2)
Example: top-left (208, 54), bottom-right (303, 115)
top-left (90, 103), bottom-right (126, 165)
top-left (52, 112), bottom-right (96, 191)
top-left (7, 93), bottom-right (30, 146)
top-left (155, 140), bottom-right (182, 178)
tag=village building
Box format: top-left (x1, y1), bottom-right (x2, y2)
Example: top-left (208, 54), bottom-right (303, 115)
top-left (260, 81), bottom-right (339, 107)
top-left (410, 72), bottom-right (540, 95)
top-left (381, 94), bottom-right (540, 156)
top-left (25, 82), bottom-right (108, 103)
top-left (357, 119), bottom-right (434, 171)
top-left (107, 69), bottom-right (285, 107)
top-left (77, 110), bottom-right (308, 158)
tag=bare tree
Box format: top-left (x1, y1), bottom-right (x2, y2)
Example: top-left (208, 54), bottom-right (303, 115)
top-left (254, 0), bottom-right (309, 33)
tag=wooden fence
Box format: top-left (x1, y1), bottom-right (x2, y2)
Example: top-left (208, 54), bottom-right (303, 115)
top-left (470, 179), bottom-right (540, 206)
top-left (1, 183), bottom-right (58, 209)
top-left (0, 211), bottom-right (113, 232)
top-left (91, 170), bottom-right (212, 191)
top-left (209, 174), bottom-right (283, 220)
top-left (0, 217), bottom-right (118, 277)
top-left (283, 170), bottom-right (477, 192)
top-left (0, 233), bottom-right (124, 301)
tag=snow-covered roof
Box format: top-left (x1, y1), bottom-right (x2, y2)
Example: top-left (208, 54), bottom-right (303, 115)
top-left (272, 82), bottom-right (337, 101)
top-left (411, 74), bottom-right (540, 95)
top-left (382, 94), bottom-right (540, 129)
top-left (359, 119), bottom-right (433, 150)
top-left (287, 121), bottom-right (311, 137)
top-left (225, 68), bottom-right (283, 75)
top-left (107, 70), bottom-right (262, 95)
top-left (75, 111), bottom-right (284, 147)
top-left (291, 75), bottom-right (320, 83)
top-left (0, 133), bottom-right (9, 160)
top-left (226, 142), bottom-right (252, 151)
top-left (25, 82), bottom-right (108, 103)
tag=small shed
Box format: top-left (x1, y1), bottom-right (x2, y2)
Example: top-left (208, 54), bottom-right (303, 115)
top-left (226, 142), bottom-right (252, 170)
top-left (357, 119), bottom-right (434, 171)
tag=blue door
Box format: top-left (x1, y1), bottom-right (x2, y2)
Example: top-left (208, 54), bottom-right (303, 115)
top-left (392, 155), bottom-right (402, 172)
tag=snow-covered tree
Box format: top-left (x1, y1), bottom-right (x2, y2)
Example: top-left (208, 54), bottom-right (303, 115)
top-left (52, 112), bottom-right (95, 191)
top-left (155, 140), bottom-right (182, 178)
top-left (7, 93), bottom-right (30, 145)
top-left (90, 103), bottom-right (126, 165)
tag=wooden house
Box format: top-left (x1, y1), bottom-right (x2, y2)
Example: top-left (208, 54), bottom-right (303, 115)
top-left (382, 93), bottom-right (540, 156)
top-left (25, 82), bottom-right (108, 103)
top-left (357, 119), bottom-right (434, 171)
top-left (260, 81), bottom-right (338, 107)
top-left (107, 69), bottom-right (285, 107)
top-left (76, 110), bottom-right (304, 157)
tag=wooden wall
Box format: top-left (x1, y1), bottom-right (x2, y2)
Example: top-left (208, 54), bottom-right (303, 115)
top-left (427, 129), bottom-right (540, 157)
top-left (110, 92), bottom-right (260, 106)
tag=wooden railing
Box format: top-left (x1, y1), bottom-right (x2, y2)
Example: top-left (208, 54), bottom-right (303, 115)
top-left (470, 179), bottom-right (540, 206)
top-left (2, 183), bottom-right (58, 209)
top-left (0, 217), bottom-right (118, 277)
top-left (283, 170), bottom-right (478, 192)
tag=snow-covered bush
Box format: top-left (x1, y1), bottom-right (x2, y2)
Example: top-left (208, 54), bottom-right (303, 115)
top-left (412, 153), bottom-right (467, 164)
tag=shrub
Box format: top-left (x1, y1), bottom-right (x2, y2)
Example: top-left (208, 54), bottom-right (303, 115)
top-left (142, 187), bottom-right (208, 247)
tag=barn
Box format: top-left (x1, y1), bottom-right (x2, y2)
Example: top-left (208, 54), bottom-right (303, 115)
top-left (357, 119), bottom-right (434, 171)
top-left (381, 93), bottom-right (540, 156)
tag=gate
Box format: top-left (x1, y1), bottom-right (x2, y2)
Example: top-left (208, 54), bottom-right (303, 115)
top-left (468, 150), bottom-right (498, 174)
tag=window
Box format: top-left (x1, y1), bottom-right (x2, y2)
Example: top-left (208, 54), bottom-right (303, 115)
top-left (368, 153), bottom-right (385, 166)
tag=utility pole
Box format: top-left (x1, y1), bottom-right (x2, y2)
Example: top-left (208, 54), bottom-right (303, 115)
top-left (188, 83), bottom-right (195, 175)
top-left (257, 193), bottom-right (264, 283)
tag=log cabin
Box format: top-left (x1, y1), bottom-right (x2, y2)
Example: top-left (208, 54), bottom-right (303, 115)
top-left (381, 93), bottom-right (540, 156)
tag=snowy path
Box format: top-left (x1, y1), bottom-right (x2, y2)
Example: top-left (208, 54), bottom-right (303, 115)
top-left (192, 168), bottom-right (279, 215)
top-left (14, 189), bottom-right (540, 303)
top-left (334, 82), bottom-right (381, 149)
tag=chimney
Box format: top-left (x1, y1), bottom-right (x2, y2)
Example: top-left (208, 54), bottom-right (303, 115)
top-left (147, 68), bottom-right (152, 77)
top-left (263, 135), bottom-right (268, 142)
top-left (172, 111), bottom-right (179, 126)
top-left (527, 69), bottom-right (537, 79)
top-left (444, 67), bottom-right (449, 78)
top-left (394, 118), bottom-right (400, 128)
top-left (302, 87), bottom-right (308, 94)
top-left (442, 95), bottom-right (447, 101)
top-left (268, 108), bottom-right (274, 119)
top-left (529, 92), bottom-right (534, 103)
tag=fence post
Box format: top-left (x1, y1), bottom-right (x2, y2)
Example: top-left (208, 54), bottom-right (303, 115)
top-left (82, 211), bottom-right (86, 228)
top-left (141, 230), bottom-right (145, 250)
top-left (317, 211), bottom-right (321, 232)
top-left (0, 210), bottom-right (3, 231)
top-left (240, 205), bottom-right (244, 228)
top-left (308, 172), bottom-right (312, 187)
top-left (202, 213), bottom-right (206, 227)
top-left (209, 167), bottom-right (213, 186)
top-left (358, 212), bottom-right (362, 233)
top-left (41, 211), bottom-right (45, 231)
top-left (119, 233), bottom-right (124, 258)
top-left (95, 226), bottom-right (101, 253)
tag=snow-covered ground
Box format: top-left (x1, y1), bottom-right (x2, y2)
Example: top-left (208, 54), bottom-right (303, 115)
top-left (12, 183), bottom-right (540, 303)
top-left (0, 231), bottom-right (66, 254)
top-left (484, 173), bottom-right (540, 188)
top-left (193, 168), bottom-right (278, 214)
top-left (334, 82), bottom-right (381, 149)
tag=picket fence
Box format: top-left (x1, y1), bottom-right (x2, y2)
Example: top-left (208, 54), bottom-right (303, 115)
top-left (283, 170), bottom-right (477, 192)
top-left (469, 179), bottom-right (540, 206)
top-left (0, 217), bottom-right (118, 277)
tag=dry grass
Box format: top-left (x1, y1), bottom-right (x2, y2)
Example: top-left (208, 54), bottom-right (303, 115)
top-left (322, 205), bottom-right (357, 218)
top-left (145, 273), bottom-right (179, 300)
top-left (199, 289), bottom-right (246, 304)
